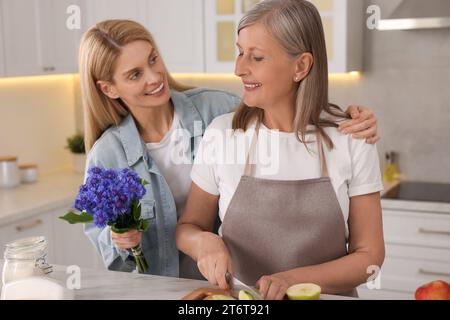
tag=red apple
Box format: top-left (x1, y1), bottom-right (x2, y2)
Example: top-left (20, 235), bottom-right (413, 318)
top-left (415, 280), bottom-right (450, 300)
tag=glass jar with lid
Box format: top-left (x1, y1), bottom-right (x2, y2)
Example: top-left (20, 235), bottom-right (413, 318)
top-left (2, 236), bottom-right (53, 285)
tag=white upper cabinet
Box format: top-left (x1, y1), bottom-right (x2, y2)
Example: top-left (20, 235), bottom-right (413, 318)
top-left (79, 0), bottom-right (204, 73)
top-left (0, 0), bottom-right (87, 77)
top-left (1, 0), bottom-right (207, 76)
top-left (38, 0), bottom-right (87, 74)
top-left (1, 0), bottom-right (42, 76)
top-left (146, 0), bottom-right (204, 73)
top-left (0, 0), bottom-right (349, 76)
top-left (0, 1), bottom-right (5, 76)
top-left (310, 0), bottom-right (363, 73)
top-left (85, 0), bottom-right (148, 26)
top-left (204, 0), bottom-right (261, 73)
top-left (204, 0), bottom-right (363, 74)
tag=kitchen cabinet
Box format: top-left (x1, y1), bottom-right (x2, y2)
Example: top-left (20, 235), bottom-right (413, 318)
top-left (51, 207), bottom-right (104, 269)
top-left (204, 0), bottom-right (261, 73)
top-left (0, 205), bottom-right (103, 270)
top-left (146, 0), bottom-right (204, 73)
top-left (0, 0), bottom-right (87, 77)
top-left (38, 0), bottom-right (88, 75)
top-left (86, 0), bottom-right (205, 73)
top-left (0, 0), bottom-right (205, 77)
top-left (0, 0), bottom-right (364, 77)
top-left (204, 0), bottom-right (363, 73)
top-left (309, 0), bottom-right (363, 73)
top-left (0, 1), bottom-right (4, 76)
top-left (1, 0), bottom-right (42, 76)
top-left (85, 0), bottom-right (148, 27)
top-left (357, 204), bottom-right (450, 300)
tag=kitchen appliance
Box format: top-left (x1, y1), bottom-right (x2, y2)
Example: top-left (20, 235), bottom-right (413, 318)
top-left (382, 181), bottom-right (450, 203)
top-left (377, 0), bottom-right (450, 30)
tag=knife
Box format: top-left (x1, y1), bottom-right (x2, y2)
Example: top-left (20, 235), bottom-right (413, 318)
top-left (225, 272), bottom-right (263, 300)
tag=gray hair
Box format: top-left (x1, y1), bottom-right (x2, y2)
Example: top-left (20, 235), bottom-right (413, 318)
top-left (233, 0), bottom-right (348, 150)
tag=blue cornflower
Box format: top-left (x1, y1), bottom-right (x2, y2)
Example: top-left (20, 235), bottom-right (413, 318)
top-left (73, 167), bottom-right (147, 228)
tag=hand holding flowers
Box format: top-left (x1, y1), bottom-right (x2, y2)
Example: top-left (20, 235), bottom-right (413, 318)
top-left (60, 167), bottom-right (150, 273)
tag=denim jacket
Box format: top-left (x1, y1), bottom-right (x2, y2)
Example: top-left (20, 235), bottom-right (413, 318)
top-left (84, 88), bottom-right (240, 277)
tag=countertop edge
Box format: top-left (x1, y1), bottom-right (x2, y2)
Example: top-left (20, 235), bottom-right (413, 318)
top-left (0, 196), bottom-right (76, 226)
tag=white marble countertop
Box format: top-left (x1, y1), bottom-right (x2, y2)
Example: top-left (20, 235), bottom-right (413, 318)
top-left (0, 260), bottom-right (355, 300)
top-left (0, 170), bottom-right (84, 225)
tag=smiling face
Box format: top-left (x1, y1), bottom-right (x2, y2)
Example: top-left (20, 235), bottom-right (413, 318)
top-left (234, 22), bottom-right (300, 111)
top-left (97, 40), bottom-right (171, 111)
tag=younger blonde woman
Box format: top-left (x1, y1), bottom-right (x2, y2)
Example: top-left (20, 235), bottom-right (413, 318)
top-left (80, 19), bottom-right (380, 278)
top-left (176, 0), bottom-right (385, 297)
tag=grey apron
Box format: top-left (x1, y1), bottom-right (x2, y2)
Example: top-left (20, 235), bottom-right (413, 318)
top-left (221, 123), bottom-right (357, 297)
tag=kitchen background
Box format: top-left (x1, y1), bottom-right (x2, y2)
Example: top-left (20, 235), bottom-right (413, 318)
top-left (1, 0), bottom-right (450, 181)
top-left (0, 0), bottom-right (449, 300)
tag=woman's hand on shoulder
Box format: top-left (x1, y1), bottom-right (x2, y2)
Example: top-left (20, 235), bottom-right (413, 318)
top-left (339, 105), bottom-right (379, 144)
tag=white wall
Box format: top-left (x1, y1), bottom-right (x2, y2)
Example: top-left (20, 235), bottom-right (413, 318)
top-left (328, 0), bottom-right (450, 183)
top-left (0, 75), bottom-right (77, 175)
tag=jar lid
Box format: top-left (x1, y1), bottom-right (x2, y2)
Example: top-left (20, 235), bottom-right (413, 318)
top-left (0, 156), bottom-right (18, 162)
top-left (18, 164), bottom-right (38, 169)
top-left (4, 236), bottom-right (47, 260)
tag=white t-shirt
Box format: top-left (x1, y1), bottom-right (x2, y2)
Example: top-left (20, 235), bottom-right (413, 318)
top-left (146, 113), bottom-right (193, 218)
top-left (191, 112), bottom-right (383, 238)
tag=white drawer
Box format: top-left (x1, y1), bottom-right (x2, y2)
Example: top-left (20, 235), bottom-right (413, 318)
top-left (382, 209), bottom-right (450, 248)
top-left (51, 209), bottom-right (104, 269)
top-left (380, 256), bottom-right (450, 293)
top-left (386, 243), bottom-right (450, 262)
top-left (357, 287), bottom-right (414, 300)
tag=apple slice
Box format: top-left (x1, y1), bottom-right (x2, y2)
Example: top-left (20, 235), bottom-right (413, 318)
top-left (286, 283), bottom-right (321, 300)
top-left (238, 289), bottom-right (255, 300)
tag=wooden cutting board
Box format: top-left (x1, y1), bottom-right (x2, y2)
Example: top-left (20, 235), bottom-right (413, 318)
top-left (181, 287), bottom-right (234, 300)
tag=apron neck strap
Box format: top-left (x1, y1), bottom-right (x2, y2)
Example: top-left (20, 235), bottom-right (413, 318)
top-left (316, 132), bottom-right (329, 178)
top-left (244, 121), bottom-right (330, 178)
top-left (244, 121), bottom-right (261, 177)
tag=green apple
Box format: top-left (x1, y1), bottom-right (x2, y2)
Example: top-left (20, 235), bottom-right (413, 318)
top-left (286, 283), bottom-right (321, 300)
top-left (205, 294), bottom-right (236, 300)
top-left (238, 290), bottom-right (255, 300)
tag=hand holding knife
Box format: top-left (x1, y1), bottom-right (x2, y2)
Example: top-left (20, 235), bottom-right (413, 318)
top-left (225, 272), bottom-right (263, 300)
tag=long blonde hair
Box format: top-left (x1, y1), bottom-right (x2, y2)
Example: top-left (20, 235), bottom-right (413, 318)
top-left (232, 0), bottom-right (349, 149)
top-left (79, 19), bottom-right (193, 151)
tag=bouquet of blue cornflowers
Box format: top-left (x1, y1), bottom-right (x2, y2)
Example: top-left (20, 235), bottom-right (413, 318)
top-left (60, 166), bottom-right (150, 273)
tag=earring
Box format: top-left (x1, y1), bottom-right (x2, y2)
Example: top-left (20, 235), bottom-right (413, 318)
top-left (294, 77), bottom-right (300, 82)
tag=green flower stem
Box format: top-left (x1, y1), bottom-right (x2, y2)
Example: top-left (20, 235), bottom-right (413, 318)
top-left (131, 243), bottom-right (148, 274)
